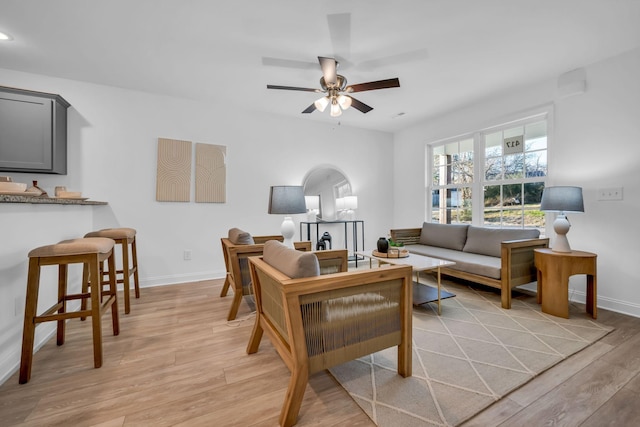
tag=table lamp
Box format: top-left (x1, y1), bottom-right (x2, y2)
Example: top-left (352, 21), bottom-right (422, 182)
top-left (268, 186), bottom-right (306, 248)
top-left (540, 186), bottom-right (584, 252)
top-left (305, 195), bottom-right (320, 222)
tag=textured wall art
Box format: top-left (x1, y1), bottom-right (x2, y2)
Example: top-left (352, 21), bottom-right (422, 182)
top-left (195, 143), bottom-right (226, 203)
top-left (156, 138), bottom-right (192, 202)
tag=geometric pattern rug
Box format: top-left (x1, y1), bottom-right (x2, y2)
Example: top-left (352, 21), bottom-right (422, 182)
top-left (329, 280), bottom-right (614, 427)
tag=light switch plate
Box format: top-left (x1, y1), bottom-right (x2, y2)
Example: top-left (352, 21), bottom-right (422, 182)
top-left (597, 187), bottom-right (623, 201)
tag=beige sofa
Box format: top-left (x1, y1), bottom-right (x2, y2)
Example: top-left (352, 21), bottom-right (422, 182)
top-left (390, 223), bottom-right (549, 308)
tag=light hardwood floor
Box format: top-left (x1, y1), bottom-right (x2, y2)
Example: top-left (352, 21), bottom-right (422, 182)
top-left (1, 278), bottom-right (639, 426)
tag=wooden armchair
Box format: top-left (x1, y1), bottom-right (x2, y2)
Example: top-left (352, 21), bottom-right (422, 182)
top-left (247, 240), bottom-right (413, 426)
top-left (220, 233), bottom-right (311, 321)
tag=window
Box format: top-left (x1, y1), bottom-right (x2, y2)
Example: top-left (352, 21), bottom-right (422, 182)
top-left (427, 111), bottom-right (549, 230)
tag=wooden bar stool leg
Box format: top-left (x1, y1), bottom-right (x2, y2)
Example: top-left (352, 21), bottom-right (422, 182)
top-left (121, 239), bottom-right (131, 314)
top-left (57, 264), bottom-right (68, 346)
top-left (19, 258), bottom-right (41, 384)
top-left (131, 237), bottom-right (140, 299)
top-left (107, 250), bottom-right (120, 336)
top-left (89, 254), bottom-right (104, 368)
top-left (80, 262), bottom-right (89, 320)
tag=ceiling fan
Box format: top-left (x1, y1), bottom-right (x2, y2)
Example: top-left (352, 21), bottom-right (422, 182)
top-left (266, 56), bottom-right (400, 117)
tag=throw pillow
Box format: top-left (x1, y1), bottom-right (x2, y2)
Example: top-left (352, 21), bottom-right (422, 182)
top-left (463, 226), bottom-right (540, 257)
top-left (263, 240), bottom-right (320, 278)
top-left (228, 227), bottom-right (255, 245)
top-left (419, 222), bottom-right (469, 251)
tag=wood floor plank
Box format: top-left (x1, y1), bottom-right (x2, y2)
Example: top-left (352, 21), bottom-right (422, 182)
top-left (1, 278), bottom-right (638, 427)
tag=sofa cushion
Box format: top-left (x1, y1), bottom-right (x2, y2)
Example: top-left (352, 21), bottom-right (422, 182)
top-left (419, 222), bottom-right (469, 251)
top-left (263, 240), bottom-right (320, 279)
top-left (228, 227), bottom-right (255, 245)
top-left (405, 244), bottom-right (502, 279)
top-left (463, 226), bottom-right (540, 258)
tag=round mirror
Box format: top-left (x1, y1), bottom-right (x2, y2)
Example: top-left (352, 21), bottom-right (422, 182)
top-left (302, 166), bottom-right (351, 220)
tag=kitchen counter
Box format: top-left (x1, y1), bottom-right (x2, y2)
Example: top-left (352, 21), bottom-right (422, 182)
top-left (0, 194), bottom-right (107, 205)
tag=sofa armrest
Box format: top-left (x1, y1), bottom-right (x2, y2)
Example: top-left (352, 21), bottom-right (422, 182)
top-left (390, 228), bottom-right (422, 245)
top-left (500, 237), bottom-right (550, 307)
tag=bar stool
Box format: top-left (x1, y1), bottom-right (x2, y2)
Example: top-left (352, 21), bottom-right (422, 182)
top-left (20, 237), bottom-right (119, 384)
top-left (84, 228), bottom-right (140, 314)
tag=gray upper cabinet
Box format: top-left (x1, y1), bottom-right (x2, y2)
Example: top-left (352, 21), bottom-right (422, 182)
top-left (0, 86), bottom-right (70, 174)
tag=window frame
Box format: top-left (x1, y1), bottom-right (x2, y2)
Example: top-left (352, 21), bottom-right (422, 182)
top-left (426, 105), bottom-right (553, 229)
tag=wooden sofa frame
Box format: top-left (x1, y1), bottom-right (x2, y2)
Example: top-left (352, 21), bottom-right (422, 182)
top-left (220, 235), bottom-right (311, 320)
top-left (247, 249), bottom-right (413, 426)
top-left (390, 228), bottom-right (549, 309)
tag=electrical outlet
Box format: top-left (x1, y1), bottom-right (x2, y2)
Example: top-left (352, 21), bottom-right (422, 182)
top-left (597, 187), bottom-right (623, 201)
top-left (183, 250), bottom-right (192, 260)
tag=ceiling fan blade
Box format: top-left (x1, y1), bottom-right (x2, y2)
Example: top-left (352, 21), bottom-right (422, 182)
top-left (267, 84), bottom-right (321, 92)
top-left (327, 13), bottom-right (351, 61)
top-left (348, 96), bottom-right (373, 114)
top-left (318, 56), bottom-right (337, 86)
top-left (261, 56), bottom-right (318, 70)
top-left (302, 104), bottom-right (317, 114)
top-left (346, 78), bottom-right (400, 93)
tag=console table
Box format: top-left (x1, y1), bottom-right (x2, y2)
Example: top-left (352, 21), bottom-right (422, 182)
top-left (300, 220), bottom-right (364, 266)
top-left (534, 248), bottom-right (597, 319)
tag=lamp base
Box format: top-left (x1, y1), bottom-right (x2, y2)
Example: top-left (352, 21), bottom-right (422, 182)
top-left (281, 216), bottom-right (296, 248)
top-left (551, 214), bottom-right (572, 252)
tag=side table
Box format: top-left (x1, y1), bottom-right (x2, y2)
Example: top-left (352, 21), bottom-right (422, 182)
top-left (534, 248), bottom-right (597, 319)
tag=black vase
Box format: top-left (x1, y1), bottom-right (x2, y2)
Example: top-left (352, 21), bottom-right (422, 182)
top-left (377, 237), bottom-right (389, 253)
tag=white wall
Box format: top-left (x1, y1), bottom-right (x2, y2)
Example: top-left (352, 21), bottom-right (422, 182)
top-left (0, 68), bottom-right (394, 383)
top-left (393, 48), bottom-right (640, 317)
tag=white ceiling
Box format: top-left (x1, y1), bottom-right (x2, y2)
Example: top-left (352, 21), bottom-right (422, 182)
top-left (1, 0), bottom-right (639, 133)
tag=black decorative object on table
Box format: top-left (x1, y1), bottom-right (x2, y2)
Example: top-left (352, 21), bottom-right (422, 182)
top-left (377, 237), bottom-right (389, 253)
top-left (318, 232), bottom-right (332, 250)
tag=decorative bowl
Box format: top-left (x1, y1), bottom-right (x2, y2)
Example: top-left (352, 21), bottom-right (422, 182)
top-left (0, 182), bottom-right (27, 192)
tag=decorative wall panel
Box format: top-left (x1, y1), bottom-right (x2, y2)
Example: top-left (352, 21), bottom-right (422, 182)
top-left (156, 138), bottom-right (192, 202)
top-left (195, 143), bottom-right (226, 203)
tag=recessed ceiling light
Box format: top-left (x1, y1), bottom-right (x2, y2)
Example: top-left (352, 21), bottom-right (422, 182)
top-left (0, 32), bottom-right (14, 41)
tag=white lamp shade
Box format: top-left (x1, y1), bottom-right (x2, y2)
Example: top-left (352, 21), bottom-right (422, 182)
top-left (343, 195), bottom-right (358, 209)
top-left (337, 94), bottom-right (352, 110)
top-left (330, 101), bottom-right (342, 117)
top-left (305, 195), bottom-right (319, 210)
top-left (314, 96), bottom-right (329, 112)
top-left (335, 197), bottom-right (345, 211)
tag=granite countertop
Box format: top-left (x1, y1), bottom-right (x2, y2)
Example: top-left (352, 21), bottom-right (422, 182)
top-left (0, 194), bottom-right (107, 205)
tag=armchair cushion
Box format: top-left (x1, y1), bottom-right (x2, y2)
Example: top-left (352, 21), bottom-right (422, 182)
top-left (228, 227), bottom-right (255, 245)
top-left (263, 240), bottom-right (320, 279)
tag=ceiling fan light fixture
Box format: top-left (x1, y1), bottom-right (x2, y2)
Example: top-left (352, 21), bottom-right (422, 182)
top-left (337, 94), bottom-right (352, 110)
top-left (330, 100), bottom-right (342, 117)
top-left (314, 96), bottom-right (329, 112)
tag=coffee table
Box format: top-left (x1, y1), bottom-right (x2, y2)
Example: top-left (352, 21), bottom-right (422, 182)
top-left (356, 250), bottom-right (456, 314)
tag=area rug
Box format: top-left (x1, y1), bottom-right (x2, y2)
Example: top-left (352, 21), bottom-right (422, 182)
top-left (329, 280), bottom-right (613, 427)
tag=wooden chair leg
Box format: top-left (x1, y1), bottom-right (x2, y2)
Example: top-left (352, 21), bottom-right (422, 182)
top-left (280, 368), bottom-right (309, 427)
top-left (56, 264), bottom-right (68, 346)
top-left (220, 273), bottom-right (231, 297)
top-left (89, 255), bottom-right (103, 369)
top-left (80, 262), bottom-right (90, 320)
top-left (246, 317), bottom-right (264, 354)
top-left (227, 290), bottom-right (243, 321)
top-left (19, 259), bottom-right (41, 384)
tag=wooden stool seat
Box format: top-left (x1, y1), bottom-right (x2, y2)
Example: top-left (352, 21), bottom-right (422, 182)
top-left (20, 237), bottom-right (119, 384)
top-left (84, 228), bottom-right (140, 314)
